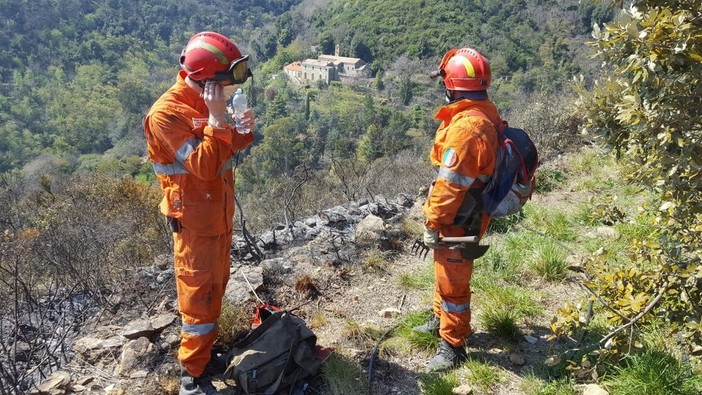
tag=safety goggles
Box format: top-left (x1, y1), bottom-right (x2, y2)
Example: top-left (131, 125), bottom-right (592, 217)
top-left (214, 55), bottom-right (253, 84)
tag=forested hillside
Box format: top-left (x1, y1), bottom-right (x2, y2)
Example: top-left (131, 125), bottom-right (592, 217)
top-left (0, 0), bottom-right (606, 181)
top-left (1, 0), bottom-right (701, 394)
top-left (0, 0), bottom-right (304, 173)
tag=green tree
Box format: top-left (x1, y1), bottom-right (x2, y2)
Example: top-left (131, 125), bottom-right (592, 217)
top-left (258, 116), bottom-right (306, 176)
top-left (398, 75), bottom-right (413, 105)
top-left (266, 93), bottom-right (289, 125)
top-left (357, 124), bottom-right (383, 161)
top-left (558, 0), bottom-right (702, 364)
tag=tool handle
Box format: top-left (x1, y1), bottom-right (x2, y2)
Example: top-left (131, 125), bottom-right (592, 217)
top-left (439, 236), bottom-right (478, 243)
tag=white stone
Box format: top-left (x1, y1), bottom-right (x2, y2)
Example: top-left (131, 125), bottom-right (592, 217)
top-left (452, 384), bottom-right (473, 395)
top-left (582, 384), bottom-right (609, 395)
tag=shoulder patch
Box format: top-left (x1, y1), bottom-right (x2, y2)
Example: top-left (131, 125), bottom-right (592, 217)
top-left (442, 148), bottom-right (458, 167)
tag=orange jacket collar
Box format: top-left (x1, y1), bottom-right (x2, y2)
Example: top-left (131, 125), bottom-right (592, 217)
top-left (173, 71), bottom-right (204, 108)
top-left (434, 99), bottom-right (494, 128)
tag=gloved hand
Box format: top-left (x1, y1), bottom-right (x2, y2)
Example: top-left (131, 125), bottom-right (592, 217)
top-left (423, 225), bottom-right (440, 249)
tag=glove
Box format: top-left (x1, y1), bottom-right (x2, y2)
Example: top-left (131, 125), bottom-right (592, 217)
top-left (423, 225), bottom-right (440, 249)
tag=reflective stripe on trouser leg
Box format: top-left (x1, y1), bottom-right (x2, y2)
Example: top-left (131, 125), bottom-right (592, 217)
top-left (431, 214), bottom-right (491, 347)
top-left (433, 247), bottom-right (474, 347)
top-left (174, 227), bottom-right (233, 377)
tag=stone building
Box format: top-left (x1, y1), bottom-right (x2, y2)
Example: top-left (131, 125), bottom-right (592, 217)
top-left (283, 45), bottom-right (371, 85)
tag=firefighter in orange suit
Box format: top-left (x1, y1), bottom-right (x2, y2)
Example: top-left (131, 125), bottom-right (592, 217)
top-left (416, 48), bottom-right (502, 373)
top-left (144, 32), bottom-right (255, 395)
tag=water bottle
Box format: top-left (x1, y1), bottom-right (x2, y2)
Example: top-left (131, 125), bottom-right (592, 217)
top-left (230, 88), bottom-right (250, 134)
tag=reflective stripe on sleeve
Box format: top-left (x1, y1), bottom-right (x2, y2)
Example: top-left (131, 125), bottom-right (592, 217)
top-left (182, 322), bottom-right (217, 336)
top-left (437, 167), bottom-right (476, 187)
top-left (153, 156), bottom-right (235, 176)
top-left (441, 300), bottom-right (470, 314)
top-left (175, 139), bottom-right (200, 163)
top-left (153, 162), bottom-right (189, 175)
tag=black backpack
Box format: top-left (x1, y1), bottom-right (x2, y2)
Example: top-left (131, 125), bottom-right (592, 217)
top-left (223, 307), bottom-right (323, 395)
top-left (462, 111), bottom-right (539, 217)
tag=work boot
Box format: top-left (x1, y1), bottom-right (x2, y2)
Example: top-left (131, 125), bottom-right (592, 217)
top-left (412, 313), bottom-right (439, 336)
top-left (426, 339), bottom-right (467, 373)
top-left (180, 369), bottom-right (222, 395)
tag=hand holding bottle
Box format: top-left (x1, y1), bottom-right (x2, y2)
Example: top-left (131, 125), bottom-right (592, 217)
top-left (230, 88), bottom-right (254, 134)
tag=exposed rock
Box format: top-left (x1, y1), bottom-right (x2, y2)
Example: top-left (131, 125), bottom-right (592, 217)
top-left (589, 226), bottom-right (620, 240)
top-left (117, 337), bottom-right (158, 377)
top-left (225, 265), bottom-right (264, 304)
top-left (31, 371), bottom-right (71, 395)
top-left (11, 341), bottom-right (31, 362)
top-left (524, 335), bottom-right (538, 344)
top-left (356, 214), bottom-right (386, 246)
top-left (691, 345), bottom-right (702, 356)
top-left (75, 377), bottom-right (93, 386)
top-left (582, 383), bottom-right (609, 395)
top-left (73, 336), bottom-right (125, 363)
top-left (319, 206), bottom-right (350, 227)
top-left (566, 254), bottom-right (585, 272)
top-left (151, 314), bottom-right (178, 332)
top-left (509, 353), bottom-right (526, 366)
top-left (156, 269), bottom-right (173, 284)
top-left (393, 193), bottom-right (415, 208)
top-left (365, 196), bottom-right (400, 219)
top-left (452, 384), bottom-right (473, 395)
top-left (304, 215), bottom-right (320, 227)
top-left (162, 333), bottom-right (181, 349)
top-left (122, 319), bottom-right (155, 340)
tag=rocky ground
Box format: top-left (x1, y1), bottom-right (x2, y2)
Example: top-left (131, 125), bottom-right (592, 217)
top-left (31, 192), bottom-right (600, 395)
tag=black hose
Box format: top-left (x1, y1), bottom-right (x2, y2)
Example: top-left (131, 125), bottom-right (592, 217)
top-left (367, 324), bottom-right (399, 395)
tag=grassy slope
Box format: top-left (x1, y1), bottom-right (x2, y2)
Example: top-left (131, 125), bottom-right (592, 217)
top-left (315, 145), bottom-right (702, 395)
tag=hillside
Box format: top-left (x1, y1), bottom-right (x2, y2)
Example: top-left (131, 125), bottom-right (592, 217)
top-left (2, 0), bottom-right (701, 394)
top-left (0, 0), bottom-right (602, 176)
top-left (21, 147), bottom-right (702, 394)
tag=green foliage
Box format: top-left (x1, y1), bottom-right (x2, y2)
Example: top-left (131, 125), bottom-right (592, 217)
top-left (521, 377), bottom-right (575, 395)
top-left (531, 241), bottom-right (568, 281)
top-left (321, 353), bottom-right (369, 395)
top-left (604, 350), bottom-right (702, 395)
top-left (398, 265), bottom-right (434, 291)
top-left (0, 0), bottom-right (301, 174)
top-left (478, 285), bottom-right (543, 341)
top-left (564, 0), bottom-right (702, 368)
top-left (487, 212), bottom-right (524, 234)
top-left (463, 359), bottom-right (504, 392)
top-left (418, 372), bottom-right (457, 395)
top-left (582, 196), bottom-right (626, 226)
top-left (311, 0), bottom-right (598, 93)
top-left (393, 311), bottom-right (441, 352)
top-left (536, 167), bottom-right (567, 194)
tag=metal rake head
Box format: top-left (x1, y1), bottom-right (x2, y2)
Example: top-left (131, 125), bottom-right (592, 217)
top-left (411, 239), bottom-right (430, 260)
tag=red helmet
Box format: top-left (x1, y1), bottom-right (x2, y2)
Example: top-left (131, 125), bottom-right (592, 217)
top-left (179, 32), bottom-right (245, 81)
top-left (433, 48), bottom-right (491, 91)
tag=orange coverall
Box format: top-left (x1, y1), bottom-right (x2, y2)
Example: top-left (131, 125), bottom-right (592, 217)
top-left (423, 99), bottom-right (500, 347)
top-left (144, 71), bottom-right (254, 377)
